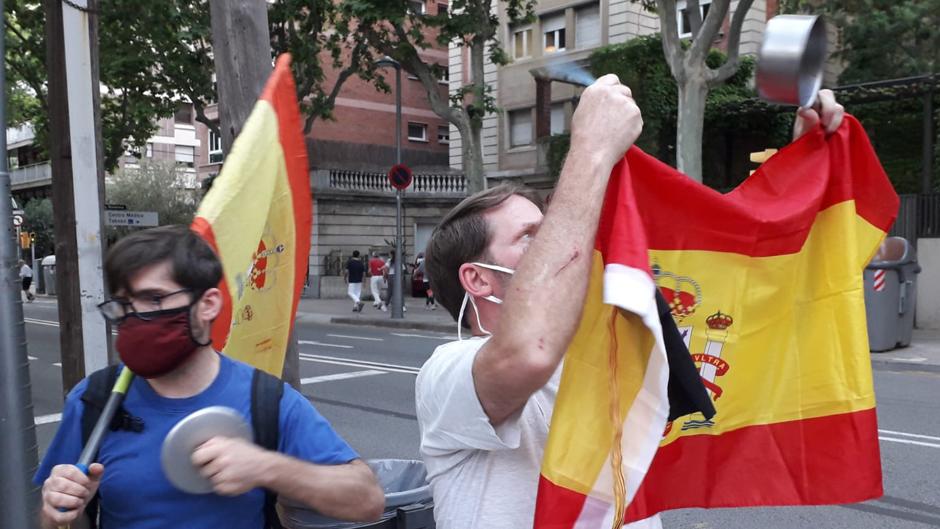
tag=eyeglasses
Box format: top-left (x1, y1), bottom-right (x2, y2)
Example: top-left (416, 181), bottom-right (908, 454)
top-left (97, 288), bottom-right (194, 323)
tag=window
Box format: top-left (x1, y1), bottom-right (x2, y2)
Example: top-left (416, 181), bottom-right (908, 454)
top-left (409, 0), bottom-right (426, 15)
top-left (436, 2), bottom-right (447, 15)
top-left (174, 104), bottom-right (193, 125)
top-left (145, 143), bottom-right (153, 158)
top-left (408, 122), bottom-right (428, 142)
top-left (208, 131), bottom-right (223, 164)
top-left (509, 109), bottom-right (533, 147)
top-left (512, 27), bottom-right (533, 59)
top-left (550, 103), bottom-right (566, 135)
top-left (175, 145), bottom-right (195, 168)
top-left (438, 125), bottom-right (450, 144)
top-left (677, 0), bottom-right (712, 38)
top-left (542, 14), bottom-right (566, 54)
top-left (439, 66), bottom-right (449, 85)
top-left (575, 4), bottom-right (601, 49)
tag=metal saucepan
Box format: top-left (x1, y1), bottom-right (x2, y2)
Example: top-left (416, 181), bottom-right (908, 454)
top-left (756, 15), bottom-right (827, 108)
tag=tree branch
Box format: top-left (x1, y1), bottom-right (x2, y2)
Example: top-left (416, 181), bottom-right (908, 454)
top-left (708, 0), bottom-right (755, 85)
top-left (191, 98), bottom-right (220, 136)
top-left (687, 0), bottom-right (703, 38)
top-left (689, 0), bottom-right (730, 61)
top-left (656, 0), bottom-right (686, 81)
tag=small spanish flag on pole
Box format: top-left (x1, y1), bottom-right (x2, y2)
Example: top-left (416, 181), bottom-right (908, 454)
top-left (192, 55), bottom-right (312, 376)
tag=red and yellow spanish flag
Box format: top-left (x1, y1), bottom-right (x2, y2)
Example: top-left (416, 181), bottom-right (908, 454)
top-left (535, 115), bottom-right (896, 528)
top-left (191, 55), bottom-right (311, 377)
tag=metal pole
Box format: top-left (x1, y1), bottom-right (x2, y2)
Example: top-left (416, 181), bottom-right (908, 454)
top-left (923, 88), bottom-right (935, 195)
top-left (391, 61), bottom-right (404, 319)
top-left (0, 0), bottom-right (42, 522)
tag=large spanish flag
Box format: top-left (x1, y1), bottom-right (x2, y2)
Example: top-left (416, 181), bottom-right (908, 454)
top-left (535, 115), bottom-right (896, 528)
top-left (191, 55), bottom-right (311, 377)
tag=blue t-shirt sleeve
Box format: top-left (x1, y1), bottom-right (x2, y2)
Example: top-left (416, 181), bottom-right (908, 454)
top-left (34, 379), bottom-right (88, 485)
top-left (277, 384), bottom-right (359, 465)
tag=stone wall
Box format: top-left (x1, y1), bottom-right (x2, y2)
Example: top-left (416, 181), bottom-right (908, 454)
top-left (916, 238), bottom-right (940, 329)
top-left (309, 189), bottom-right (464, 298)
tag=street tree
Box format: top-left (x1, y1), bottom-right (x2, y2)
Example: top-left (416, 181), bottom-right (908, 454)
top-left (341, 0), bottom-right (537, 193)
top-left (636, 0), bottom-right (756, 182)
top-left (781, 0), bottom-right (939, 83)
top-left (105, 160), bottom-right (199, 241)
top-left (21, 197), bottom-right (55, 258)
top-left (5, 0), bottom-right (380, 169)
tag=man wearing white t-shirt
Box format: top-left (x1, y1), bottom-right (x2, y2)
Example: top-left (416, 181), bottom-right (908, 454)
top-left (419, 75), bottom-right (645, 529)
top-left (419, 76), bottom-right (845, 528)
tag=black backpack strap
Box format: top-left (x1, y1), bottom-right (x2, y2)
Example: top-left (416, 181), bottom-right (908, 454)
top-left (251, 368), bottom-right (285, 529)
top-left (78, 364), bottom-right (120, 529)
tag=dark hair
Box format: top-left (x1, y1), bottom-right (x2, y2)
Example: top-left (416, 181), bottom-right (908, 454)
top-left (352, 250), bottom-right (360, 258)
top-left (426, 184), bottom-right (543, 326)
top-left (105, 225), bottom-right (223, 295)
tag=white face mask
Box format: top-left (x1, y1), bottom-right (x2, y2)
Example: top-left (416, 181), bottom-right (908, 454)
top-left (458, 262), bottom-right (516, 340)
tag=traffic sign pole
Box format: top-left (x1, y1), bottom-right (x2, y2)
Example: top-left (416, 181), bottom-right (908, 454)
top-left (0, 0), bottom-right (43, 522)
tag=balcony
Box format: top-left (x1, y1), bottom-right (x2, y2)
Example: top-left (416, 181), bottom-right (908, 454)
top-left (11, 162), bottom-right (52, 191)
top-left (312, 168), bottom-right (467, 199)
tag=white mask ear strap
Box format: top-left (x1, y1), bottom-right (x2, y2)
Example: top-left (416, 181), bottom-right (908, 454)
top-left (468, 295), bottom-right (490, 335)
top-left (472, 262), bottom-right (515, 275)
top-left (457, 292), bottom-right (491, 341)
top-left (457, 293), bottom-right (469, 341)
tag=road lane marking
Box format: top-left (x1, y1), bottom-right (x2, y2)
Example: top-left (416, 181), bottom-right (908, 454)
top-left (25, 317), bottom-right (118, 335)
top-left (879, 429), bottom-right (940, 442)
top-left (298, 340), bottom-right (353, 349)
top-left (326, 334), bottom-right (383, 342)
top-left (391, 332), bottom-right (455, 340)
top-left (53, 362), bottom-right (61, 367)
top-left (301, 370), bottom-right (384, 385)
top-left (34, 413), bottom-right (62, 425)
top-left (299, 353), bottom-right (420, 375)
top-left (879, 436), bottom-right (940, 449)
top-left (28, 355), bottom-right (37, 360)
top-left (24, 317), bottom-right (59, 327)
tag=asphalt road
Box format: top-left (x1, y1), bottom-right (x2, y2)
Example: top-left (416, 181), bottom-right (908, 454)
top-left (19, 299), bottom-right (940, 528)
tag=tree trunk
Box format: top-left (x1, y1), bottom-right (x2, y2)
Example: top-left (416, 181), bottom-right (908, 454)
top-left (209, 0), bottom-right (300, 389)
top-left (209, 0), bottom-right (272, 154)
top-left (676, 77), bottom-right (709, 182)
top-left (462, 123), bottom-right (485, 194)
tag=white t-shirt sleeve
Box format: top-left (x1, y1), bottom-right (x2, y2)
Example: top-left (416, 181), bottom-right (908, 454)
top-left (416, 338), bottom-right (524, 455)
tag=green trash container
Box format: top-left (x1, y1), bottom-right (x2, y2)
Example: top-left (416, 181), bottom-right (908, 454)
top-left (278, 459), bottom-right (434, 529)
top-left (864, 237), bottom-right (920, 352)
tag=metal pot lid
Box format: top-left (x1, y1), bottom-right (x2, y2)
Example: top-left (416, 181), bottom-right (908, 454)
top-left (160, 406), bottom-right (253, 494)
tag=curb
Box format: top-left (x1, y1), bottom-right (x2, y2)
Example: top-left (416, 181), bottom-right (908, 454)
top-left (330, 317), bottom-right (455, 334)
top-left (870, 359), bottom-right (940, 374)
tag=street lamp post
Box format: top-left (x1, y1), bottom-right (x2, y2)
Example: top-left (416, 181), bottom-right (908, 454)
top-left (375, 57), bottom-right (404, 319)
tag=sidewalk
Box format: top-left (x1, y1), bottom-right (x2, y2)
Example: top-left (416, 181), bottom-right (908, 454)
top-left (297, 295), bottom-right (456, 333)
top-left (869, 328), bottom-right (940, 373)
top-left (296, 297), bottom-right (940, 371)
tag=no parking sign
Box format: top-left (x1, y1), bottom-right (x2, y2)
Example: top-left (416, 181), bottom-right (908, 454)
top-left (387, 164), bottom-right (413, 191)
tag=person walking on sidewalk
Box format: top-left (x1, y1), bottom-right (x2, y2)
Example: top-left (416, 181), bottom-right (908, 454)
top-left (18, 259), bottom-right (35, 302)
top-left (35, 225), bottom-right (383, 529)
top-left (415, 254), bottom-right (435, 310)
top-left (368, 252), bottom-right (387, 311)
top-left (344, 250), bottom-right (365, 312)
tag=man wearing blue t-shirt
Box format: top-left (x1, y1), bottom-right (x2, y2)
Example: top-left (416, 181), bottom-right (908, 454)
top-left (36, 225), bottom-right (384, 529)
